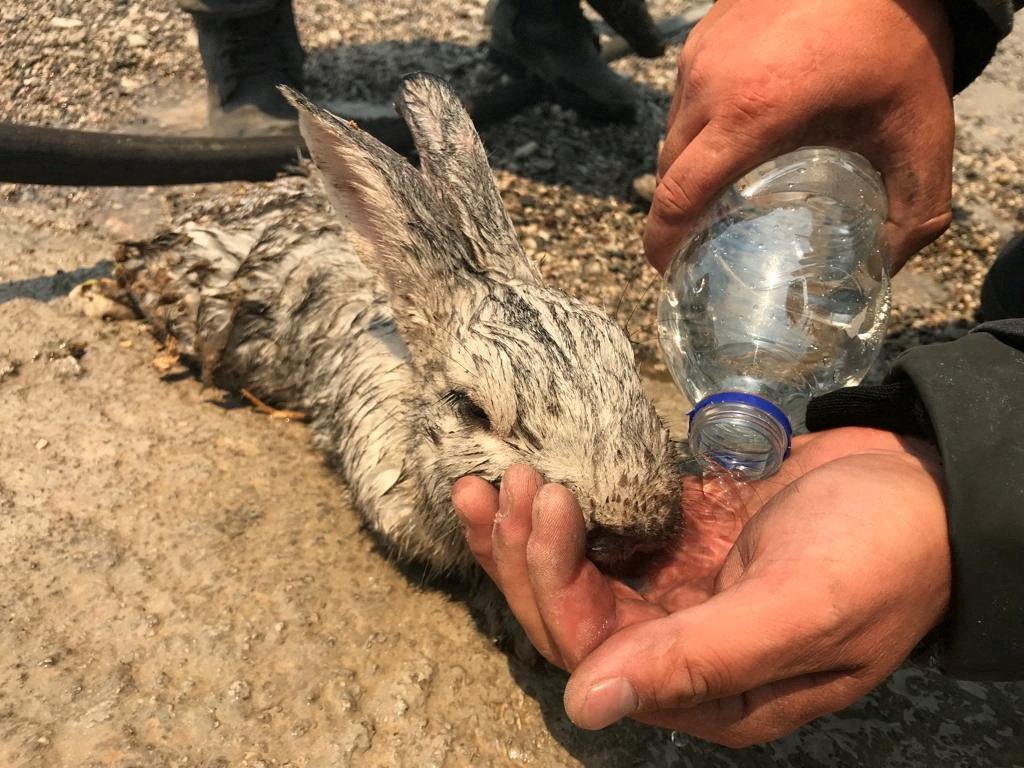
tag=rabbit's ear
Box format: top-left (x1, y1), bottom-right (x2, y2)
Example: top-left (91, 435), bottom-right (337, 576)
top-left (396, 73), bottom-right (541, 286)
top-left (285, 87), bottom-right (468, 360)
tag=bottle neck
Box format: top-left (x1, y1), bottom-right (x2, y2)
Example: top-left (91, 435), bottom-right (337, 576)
top-left (687, 393), bottom-right (792, 481)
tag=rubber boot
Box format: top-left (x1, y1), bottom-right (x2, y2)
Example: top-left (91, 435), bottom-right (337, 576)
top-left (980, 232), bottom-right (1024, 322)
top-left (488, 0), bottom-right (640, 122)
top-left (183, 0), bottom-right (305, 136)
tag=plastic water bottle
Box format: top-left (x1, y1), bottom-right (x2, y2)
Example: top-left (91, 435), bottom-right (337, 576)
top-left (657, 147), bottom-right (891, 480)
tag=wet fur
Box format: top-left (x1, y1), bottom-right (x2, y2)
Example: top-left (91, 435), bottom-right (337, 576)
top-left (116, 74), bottom-right (681, 637)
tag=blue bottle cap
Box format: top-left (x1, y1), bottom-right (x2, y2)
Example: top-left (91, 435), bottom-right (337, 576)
top-left (688, 391), bottom-right (793, 459)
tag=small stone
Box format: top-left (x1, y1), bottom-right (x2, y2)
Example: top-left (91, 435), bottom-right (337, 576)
top-left (0, 357), bottom-right (20, 382)
top-left (513, 141), bottom-right (538, 159)
top-left (50, 17), bottom-right (84, 28)
top-left (631, 173), bottom-right (657, 204)
top-left (35, 439), bottom-right (49, 451)
top-left (68, 280), bottom-right (135, 322)
top-left (126, 33), bottom-right (148, 48)
top-left (51, 356), bottom-right (85, 380)
top-left (228, 679), bottom-right (251, 701)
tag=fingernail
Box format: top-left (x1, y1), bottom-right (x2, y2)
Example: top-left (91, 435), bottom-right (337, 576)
top-left (575, 677), bottom-right (638, 730)
top-left (495, 486), bottom-right (513, 522)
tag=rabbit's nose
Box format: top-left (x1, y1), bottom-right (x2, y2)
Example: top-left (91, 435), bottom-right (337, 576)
top-left (585, 525), bottom-right (644, 569)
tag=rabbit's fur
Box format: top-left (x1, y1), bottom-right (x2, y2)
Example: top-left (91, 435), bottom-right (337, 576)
top-left (116, 75), bottom-right (680, 601)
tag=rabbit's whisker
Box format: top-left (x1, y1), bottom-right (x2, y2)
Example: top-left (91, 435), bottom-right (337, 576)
top-left (624, 274), bottom-right (660, 341)
top-left (612, 257), bottom-right (647, 327)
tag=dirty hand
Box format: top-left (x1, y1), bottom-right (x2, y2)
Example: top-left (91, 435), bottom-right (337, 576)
top-left (452, 428), bottom-right (951, 746)
top-left (644, 0), bottom-right (955, 274)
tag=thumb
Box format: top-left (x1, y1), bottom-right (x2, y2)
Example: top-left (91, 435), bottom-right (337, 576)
top-left (647, 120), bottom-right (790, 274)
top-left (644, 123), bottom-right (770, 273)
top-left (562, 574), bottom-right (829, 729)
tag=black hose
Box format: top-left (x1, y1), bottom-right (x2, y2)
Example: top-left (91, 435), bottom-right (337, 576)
top-left (0, 13), bottom-right (700, 187)
top-left (0, 78), bottom-right (547, 186)
top-left (0, 123), bottom-right (304, 186)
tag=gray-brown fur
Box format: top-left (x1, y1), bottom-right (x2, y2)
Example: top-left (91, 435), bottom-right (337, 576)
top-left (116, 73), bottom-right (680, 584)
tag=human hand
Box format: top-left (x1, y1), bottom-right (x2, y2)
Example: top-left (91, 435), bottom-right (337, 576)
top-left (452, 428), bottom-right (951, 746)
top-left (644, 0), bottom-right (955, 274)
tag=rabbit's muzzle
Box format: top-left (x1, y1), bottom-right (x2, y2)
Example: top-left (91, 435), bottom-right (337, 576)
top-left (585, 525), bottom-right (676, 574)
top-left (586, 526), bottom-right (652, 568)
top-left (581, 484), bottom-right (683, 574)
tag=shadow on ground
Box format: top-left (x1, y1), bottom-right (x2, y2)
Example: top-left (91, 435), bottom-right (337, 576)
top-left (302, 39), bottom-right (668, 202)
top-left (0, 262), bottom-right (112, 307)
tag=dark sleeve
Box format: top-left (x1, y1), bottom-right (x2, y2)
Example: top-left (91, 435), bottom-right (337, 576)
top-left (944, 0), bottom-right (1022, 92)
top-left (806, 319), bottom-right (1024, 680)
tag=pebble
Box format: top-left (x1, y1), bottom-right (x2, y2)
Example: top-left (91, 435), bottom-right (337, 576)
top-left (50, 16), bottom-right (84, 28)
top-left (631, 173), bottom-right (657, 204)
top-left (228, 679), bottom-right (251, 701)
top-left (35, 439), bottom-right (48, 450)
top-left (513, 141), bottom-right (538, 159)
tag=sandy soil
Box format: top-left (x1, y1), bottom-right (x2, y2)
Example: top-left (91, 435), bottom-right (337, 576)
top-left (2, 1), bottom-right (1023, 766)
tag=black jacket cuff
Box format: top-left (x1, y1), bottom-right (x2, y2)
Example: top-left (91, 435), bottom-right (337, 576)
top-left (808, 321), bottom-right (1024, 680)
top-left (944, 0), bottom-right (1020, 93)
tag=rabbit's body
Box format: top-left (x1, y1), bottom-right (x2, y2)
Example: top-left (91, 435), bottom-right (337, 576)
top-left (117, 75), bottom-right (681, 589)
top-left (119, 205), bottom-right (462, 566)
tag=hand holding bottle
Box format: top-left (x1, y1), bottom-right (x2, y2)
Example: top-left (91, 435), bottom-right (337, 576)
top-left (644, 0), bottom-right (955, 274)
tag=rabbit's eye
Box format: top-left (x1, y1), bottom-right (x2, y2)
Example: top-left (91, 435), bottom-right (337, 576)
top-left (444, 390), bottom-right (492, 431)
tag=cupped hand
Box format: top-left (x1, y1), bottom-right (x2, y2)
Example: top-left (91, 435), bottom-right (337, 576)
top-left (452, 427), bottom-right (951, 746)
top-left (644, 0), bottom-right (955, 274)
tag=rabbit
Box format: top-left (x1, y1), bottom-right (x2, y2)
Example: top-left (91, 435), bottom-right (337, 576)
top-left (115, 73), bottom-right (681, 644)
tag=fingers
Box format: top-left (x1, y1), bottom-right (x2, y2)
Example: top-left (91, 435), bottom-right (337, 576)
top-left (657, 61), bottom-right (706, 183)
top-left (490, 466), bottom-right (563, 664)
top-left (456, 471), bottom-right (664, 671)
top-left (646, 113), bottom-right (954, 276)
top-left (877, 0), bottom-right (955, 270)
top-left (525, 484), bottom-right (624, 669)
top-left (452, 475), bottom-right (500, 577)
top-left (562, 574), bottom-right (833, 729)
top-left (644, 123), bottom-right (778, 273)
top-left (876, 124), bottom-right (954, 268)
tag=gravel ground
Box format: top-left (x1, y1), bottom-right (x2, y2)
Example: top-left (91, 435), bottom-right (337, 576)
top-left (2, 1), bottom-right (1023, 766)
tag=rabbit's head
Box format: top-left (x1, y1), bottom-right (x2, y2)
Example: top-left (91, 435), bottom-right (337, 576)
top-left (288, 75), bottom-right (680, 569)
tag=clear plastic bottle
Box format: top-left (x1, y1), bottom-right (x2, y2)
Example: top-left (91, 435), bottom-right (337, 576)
top-left (658, 147), bottom-right (891, 480)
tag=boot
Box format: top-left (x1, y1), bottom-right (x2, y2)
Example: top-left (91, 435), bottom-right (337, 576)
top-left (186, 0), bottom-right (305, 136)
top-left (488, 0), bottom-right (640, 122)
top-left (586, 0), bottom-right (665, 58)
top-left (980, 232), bottom-right (1024, 322)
